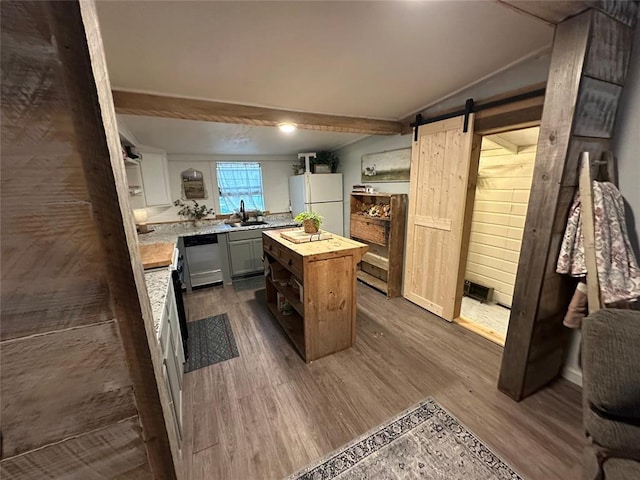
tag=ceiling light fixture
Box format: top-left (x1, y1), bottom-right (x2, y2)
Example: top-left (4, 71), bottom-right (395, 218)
top-left (278, 122), bottom-right (297, 133)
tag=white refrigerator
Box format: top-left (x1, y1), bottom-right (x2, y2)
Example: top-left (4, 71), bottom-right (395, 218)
top-left (289, 173), bottom-right (344, 236)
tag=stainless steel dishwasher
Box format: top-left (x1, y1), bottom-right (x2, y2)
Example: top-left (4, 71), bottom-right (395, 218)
top-left (183, 233), bottom-right (223, 288)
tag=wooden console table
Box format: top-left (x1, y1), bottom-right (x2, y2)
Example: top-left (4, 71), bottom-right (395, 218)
top-left (262, 229), bottom-right (367, 362)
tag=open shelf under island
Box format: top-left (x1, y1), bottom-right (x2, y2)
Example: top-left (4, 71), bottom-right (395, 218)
top-left (262, 228), bottom-right (368, 362)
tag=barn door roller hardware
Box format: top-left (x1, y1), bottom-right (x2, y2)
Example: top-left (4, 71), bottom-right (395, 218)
top-left (411, 88), bottom-right (546, 141)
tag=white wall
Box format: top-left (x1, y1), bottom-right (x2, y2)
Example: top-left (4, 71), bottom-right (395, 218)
top-left (417, 51), bottom-right (550, 118)
top-left (613, 25), bottom-right (640, 257)
top-left (146, 154), bottom-right (296, 222)
top-left (336, 134), bottom-right (412, 235)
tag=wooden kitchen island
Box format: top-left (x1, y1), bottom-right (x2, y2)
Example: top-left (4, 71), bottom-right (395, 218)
top-left (262, 229), bottom-right (368, 362)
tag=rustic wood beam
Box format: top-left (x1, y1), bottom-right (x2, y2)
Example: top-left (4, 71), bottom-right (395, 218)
top-left (498, 11), bottom-right (592, 402)
top-left (497, 1), bottom-right (639, 27)
top-left (498, 6), bottom-right (637, 401)
top-left (112, 90), bottom-right (403, 136)
top-left (496, 1), bottom-right (596, 24)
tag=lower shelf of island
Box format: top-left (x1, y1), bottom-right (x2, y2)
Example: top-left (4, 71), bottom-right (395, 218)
top-left (356, 270), bottom-right (389, 294)
top-left (265, 297), bottom-right (306, 359)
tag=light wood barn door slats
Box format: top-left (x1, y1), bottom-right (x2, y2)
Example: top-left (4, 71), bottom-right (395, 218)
top-left (404, 115), bottom-right (480, 321)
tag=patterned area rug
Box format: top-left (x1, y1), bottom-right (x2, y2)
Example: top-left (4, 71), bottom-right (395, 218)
top-left (232, 275), bottom-right (265, 292)
top-left (287, 398), bottom-right (521, 480)
top-left (184, 313), bottom-right (239, 372)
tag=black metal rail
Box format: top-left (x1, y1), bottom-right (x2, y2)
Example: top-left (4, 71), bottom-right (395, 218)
top-left (411, 87), bottom-right (545, 140)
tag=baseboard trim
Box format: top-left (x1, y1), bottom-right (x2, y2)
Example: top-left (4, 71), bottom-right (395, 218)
top-left (562, 366), bottom-right (583, 387)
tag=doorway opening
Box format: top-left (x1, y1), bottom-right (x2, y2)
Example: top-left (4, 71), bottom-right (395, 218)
top-left (455, 126), bottom-right (540, 346)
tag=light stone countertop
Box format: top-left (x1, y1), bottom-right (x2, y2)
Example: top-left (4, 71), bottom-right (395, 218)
top-left (141, 215), bottom-right (299, 338)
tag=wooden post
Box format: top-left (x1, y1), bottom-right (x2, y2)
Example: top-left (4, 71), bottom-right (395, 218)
top-left (498, 5), bottom-right (637, 400)
top-left (0, 1), bottom-right (177, 477)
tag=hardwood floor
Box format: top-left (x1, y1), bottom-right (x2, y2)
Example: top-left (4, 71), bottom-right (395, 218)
top-left (180, 282), bottom-right (583, 480)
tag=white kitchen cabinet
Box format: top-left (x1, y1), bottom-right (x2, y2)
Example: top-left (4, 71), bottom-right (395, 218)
top-left (159, 278), bottom-right (184, 442)
top-left (140, 152), bottom-right (172, 206)
top-left (125, 164), bottom-right (146, 209)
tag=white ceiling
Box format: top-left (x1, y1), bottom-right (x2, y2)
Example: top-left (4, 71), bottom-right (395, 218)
top-left (97, 1), bottom-right (553, 155)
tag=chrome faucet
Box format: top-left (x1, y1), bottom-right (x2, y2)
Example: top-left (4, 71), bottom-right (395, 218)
top-left (239, 199), bottom-right (247, 221)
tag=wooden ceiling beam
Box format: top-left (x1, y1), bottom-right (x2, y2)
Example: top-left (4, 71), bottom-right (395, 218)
top-left (496, 1), bottom-right (597, 24)
top-left (112, 91), bottom-right (403, 136)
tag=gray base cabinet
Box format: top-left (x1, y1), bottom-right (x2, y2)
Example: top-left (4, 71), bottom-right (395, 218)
top-left (227, 230), bottom-right (264, 277)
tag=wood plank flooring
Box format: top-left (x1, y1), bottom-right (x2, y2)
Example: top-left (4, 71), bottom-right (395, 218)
top-left (180, 282), bottom-right (583, 480)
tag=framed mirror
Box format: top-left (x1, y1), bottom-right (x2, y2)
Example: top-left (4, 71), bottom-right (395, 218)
top-left (181, 168), bottom-right (206, 199)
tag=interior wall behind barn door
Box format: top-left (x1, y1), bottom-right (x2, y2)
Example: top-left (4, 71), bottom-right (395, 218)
top-left (404, 115), bottom-right (481, 321)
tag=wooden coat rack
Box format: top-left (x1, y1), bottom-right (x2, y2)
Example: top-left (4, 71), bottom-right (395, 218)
top-left (578, 151), bottom-right (617, 314)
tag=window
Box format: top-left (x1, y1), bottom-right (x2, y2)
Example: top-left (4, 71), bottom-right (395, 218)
top-left (216, 162), bottom-right (265, 214)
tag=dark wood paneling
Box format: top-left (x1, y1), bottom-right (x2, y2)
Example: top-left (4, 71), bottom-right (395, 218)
top-left (0, 204), bottom-right (112, 340)
top-left (528, 313), bottom-right (572, 362)
top-left (574, 76), bottom-right (623, 138)
top-left (585, 11), bottom-right (634, 84)
top-left (0, 417), bottom-right (152, 479)
top-left (497, 0), bottom-right (596, 24)
top-left (562, 137), bottom-right (611, 186)
top-left (0, 1), bottom-right (112, 341)
top-left (475, 104), bottom-right (543, 135)
top-left (54, 2), bottom-right (177, 476)
top-left (499, 13), bottom-right (592, 400)
top-left (1, 1), bottom-right (171, 477)
top-left (596, 0), bottom-right (639, 27)
top-left (0, 321), bottom-right (137, 457)
top-left (522, 347), bottom-right (567, 398)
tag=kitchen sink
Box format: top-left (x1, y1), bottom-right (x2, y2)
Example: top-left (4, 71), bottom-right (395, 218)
top-left (237, 220), bottom-right (269, 226)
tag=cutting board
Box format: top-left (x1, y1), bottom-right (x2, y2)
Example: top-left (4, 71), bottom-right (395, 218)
top-left (280, 229), bottom-right (333, 244)
top-left (139, 242), bottom-right (175, 269)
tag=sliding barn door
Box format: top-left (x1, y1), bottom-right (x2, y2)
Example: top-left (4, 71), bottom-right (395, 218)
top-left (403, 115), bottom-right (479, 321)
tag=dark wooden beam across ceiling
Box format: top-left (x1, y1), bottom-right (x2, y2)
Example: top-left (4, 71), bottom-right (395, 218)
top-left (497, 0), bottom-right (596, 24)
top-left (112, 90), bottom-right (403, 136)
top-left (497, 0), bottom-right (639, 26)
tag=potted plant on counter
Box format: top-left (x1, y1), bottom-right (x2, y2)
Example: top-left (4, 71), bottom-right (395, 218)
top-left (174, 199), bottom-right (215, 227)
top-left (294, 211), bottom-right (323, 234)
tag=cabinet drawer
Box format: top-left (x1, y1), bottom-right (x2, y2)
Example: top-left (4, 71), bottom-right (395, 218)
top-left (228, 229), bottom-right (263, 242)
top-left (263, 233), bottom-right (303, 278)
top-left (262, 234), bottom-right (281, 258)
top-left (350, 214), bottom-right (389, 246)
top-left (280, 249), bottom-right (303, 279)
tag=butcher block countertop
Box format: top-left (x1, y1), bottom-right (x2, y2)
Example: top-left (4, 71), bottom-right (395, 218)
top-left (139, 242), bottom-right (175, 270)
top-left (263, 228), bottom-right (368, 260)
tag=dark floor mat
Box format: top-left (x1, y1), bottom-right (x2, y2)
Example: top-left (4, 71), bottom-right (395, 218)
top-left (185, 313), bottom-right (239, 372)
top-left (232, 275), bottom-right (265, 292)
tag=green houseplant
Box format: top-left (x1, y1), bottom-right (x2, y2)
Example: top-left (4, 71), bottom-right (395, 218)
top-left (174, 199), bottom-right (215, 225)
top-left (313, 151), bottom-right (340, 173)
top-left (292, 151), bottom-right (340, 174)
top-left (294, 211), bottom-right (323, 233)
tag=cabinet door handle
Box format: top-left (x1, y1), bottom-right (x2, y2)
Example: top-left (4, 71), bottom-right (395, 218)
top-left (287, 259), bottom-right (292, 266)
